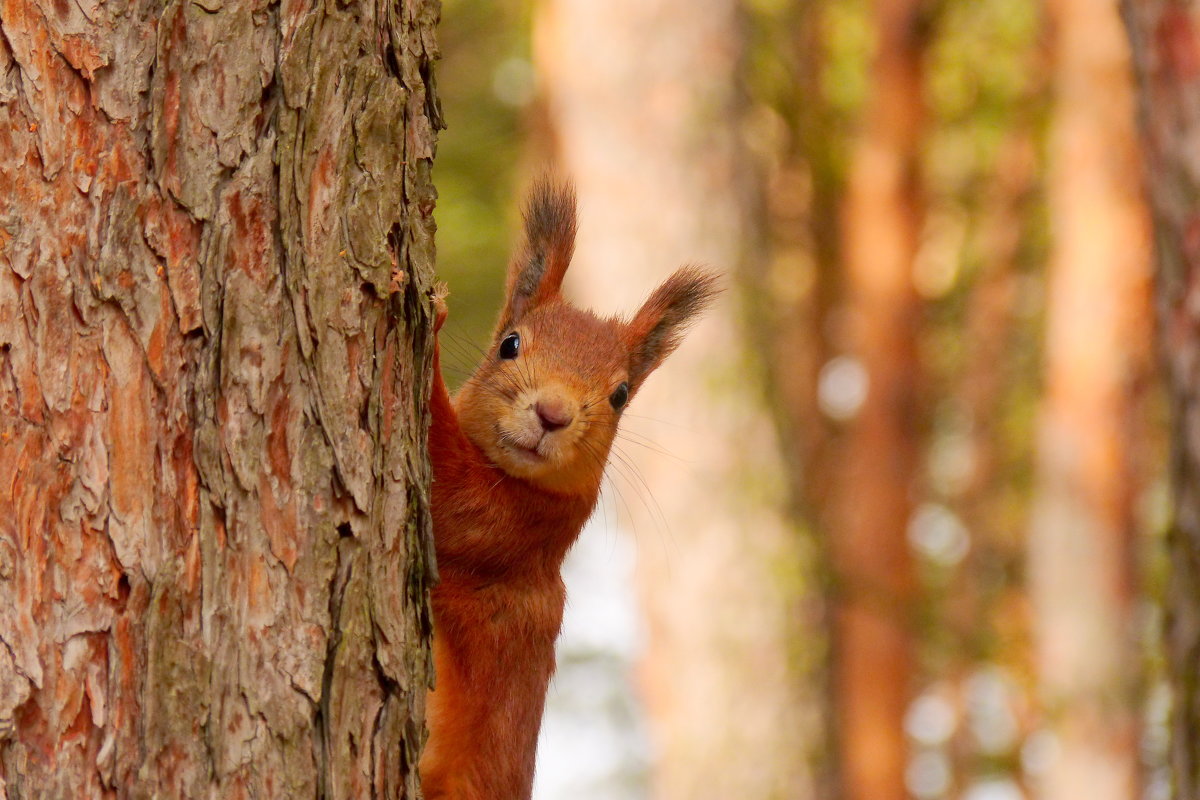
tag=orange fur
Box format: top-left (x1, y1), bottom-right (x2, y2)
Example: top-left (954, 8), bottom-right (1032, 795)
top-left (420, 181), bottom-right (718, 800)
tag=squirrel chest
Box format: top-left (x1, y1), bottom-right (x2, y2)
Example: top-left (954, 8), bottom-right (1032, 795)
top-left (429, 462), bottom-right (593, 660)
top-left (422, 445), bottom-right (595, 800)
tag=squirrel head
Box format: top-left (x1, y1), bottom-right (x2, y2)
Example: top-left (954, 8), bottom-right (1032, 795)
top-left (455, 179), bottom-right (719, 496)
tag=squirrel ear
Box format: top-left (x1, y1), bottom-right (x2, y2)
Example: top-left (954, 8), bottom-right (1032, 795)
top-left (498, 177), bottom-right (578, 333)
top-left (626, 266), bottom-right (720, 389)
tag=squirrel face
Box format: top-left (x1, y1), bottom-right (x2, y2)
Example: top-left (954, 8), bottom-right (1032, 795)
top-left (453, 178), bottom-right (719, 497)
top-left (456, 301), bottom-right (631, 494)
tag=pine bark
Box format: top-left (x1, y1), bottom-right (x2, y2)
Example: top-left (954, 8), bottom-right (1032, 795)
top-left (0, 0), bottom-right (441, 796)
top-left (1030, 0), bottom-right (1148, 797)
top-left (1123, 3), bottom-right (1200, 796)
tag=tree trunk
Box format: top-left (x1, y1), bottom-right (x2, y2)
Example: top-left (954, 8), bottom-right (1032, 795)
top-left (1029, 0), bottom-right (1149, 797)
top-left (534, 0), bottom-right (821, 798)
top-left (1122, 3), bottom-right (1200, 796)
top-left (832, 1), bottom-right (928, 798)
top-left (0, 0), bottom-right (441, 796)
top-left (745, 2), bottom-right (844, 793)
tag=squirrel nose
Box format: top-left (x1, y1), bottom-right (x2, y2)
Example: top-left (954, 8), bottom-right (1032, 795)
top-left (535, 399), bottom-right (573, 432)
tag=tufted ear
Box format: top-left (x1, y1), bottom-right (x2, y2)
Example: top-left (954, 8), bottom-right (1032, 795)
top-left (496, 177), bottom-right (577, 335)
top-left (625, 266), bottom-right (720, 390)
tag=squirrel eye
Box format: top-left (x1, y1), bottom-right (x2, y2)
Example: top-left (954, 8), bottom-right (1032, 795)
top-left (609, 382), bottom-right (630, 411)
top-left (499, 332), bottom-right (521, 360)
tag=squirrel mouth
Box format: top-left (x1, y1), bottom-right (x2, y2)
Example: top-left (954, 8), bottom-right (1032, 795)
top-left (506, 442), bottom-right (546, 464)
top-left (497, 427), bottom-right (546, 461)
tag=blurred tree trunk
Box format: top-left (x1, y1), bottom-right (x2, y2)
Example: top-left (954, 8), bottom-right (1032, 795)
top-left (0, 1), bottom-right (440, 797)
top-left (831, 1), bottom-right (928, 798)
top-left (1123, 3), bottom-right (1200, 797)
top-left (1029, 1), bottom-right (1149, 798)
top-left (534, 1), bottom-right (821, 798)
top-left (746, 2), bottom-right (845, 794)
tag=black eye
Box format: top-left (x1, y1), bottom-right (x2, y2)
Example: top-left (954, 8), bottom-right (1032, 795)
top-left (609, 382), bottom-right (630, 411)
top-left (499, 332), bottom-right (520, 359)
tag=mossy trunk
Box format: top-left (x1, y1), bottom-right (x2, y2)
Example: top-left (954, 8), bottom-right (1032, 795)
top-left (0, 0), bottom-right (441, 796)
top-left (1123, 3), bottom-right (1200, 797)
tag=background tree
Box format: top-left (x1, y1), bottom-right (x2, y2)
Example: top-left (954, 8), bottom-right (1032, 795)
top-left (1029, 0), bottom-right (1149, 797)
top-left (827, 1), bottom-right (930, 796)
top-left (0, 0), bottom-right (440, 796)
top-left (1123, 3), bottom-right (1200, 797)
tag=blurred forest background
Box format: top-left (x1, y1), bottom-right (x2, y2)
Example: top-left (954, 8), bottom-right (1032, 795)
top-left (433, 0), bottom-right (1166, 799)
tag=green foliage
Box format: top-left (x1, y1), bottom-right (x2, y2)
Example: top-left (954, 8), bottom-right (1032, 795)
top-left (435, 0), bottom-right (532, 385)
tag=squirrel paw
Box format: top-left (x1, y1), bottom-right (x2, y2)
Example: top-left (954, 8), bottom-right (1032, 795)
top-left (432, 283), bottom-right (449, 334)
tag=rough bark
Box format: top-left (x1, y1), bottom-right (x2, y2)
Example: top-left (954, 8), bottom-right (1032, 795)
top-left (831, 1), bottom-right (928, 797)
top-left (534, 0), bottom-right (820, 798)
top-left (1122, 3), bottom-right (1200, 797)
top-left (0, 0), bottom-right (441, 796)
top-left (1029, 0), bottom-right (1149, 797)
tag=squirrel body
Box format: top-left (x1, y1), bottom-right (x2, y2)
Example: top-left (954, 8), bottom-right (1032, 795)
top-left (420, 181), bottom-right (716, 800)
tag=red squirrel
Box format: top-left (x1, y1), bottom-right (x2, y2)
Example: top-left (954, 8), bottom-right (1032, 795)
top-left (419, 179), bottom-right (717, 799)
